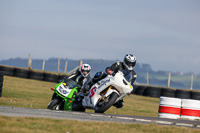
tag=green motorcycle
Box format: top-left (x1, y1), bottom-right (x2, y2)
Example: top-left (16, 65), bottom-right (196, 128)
top-left (47, 78), bottom-right (80, 111)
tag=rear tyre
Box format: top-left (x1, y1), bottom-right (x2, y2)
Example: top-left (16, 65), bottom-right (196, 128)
top-left (43, 73), bottom-right (58, 83)
top-left (47, 99), bottom-right (60, 110)
top-left (144, 86), bottom-right (161, 98)
top-left (95, 92), bottom-right (118, 113)
top-left (0, 77), bottom-right (4, 82)
top-left (190, 91), bottom-right (200, 100)
top-left (0, 66), bottom-right (14, 76)
top-left (72, 97), bottom-right (85, 112)
top-left (134, 85), bottom-right (147, 96)
top-left (28, 71), bottom-right (43, 81)
top-left (175, 89), bottom-right (190, 99)
top-left (14, 68), bottom-right (29, 78)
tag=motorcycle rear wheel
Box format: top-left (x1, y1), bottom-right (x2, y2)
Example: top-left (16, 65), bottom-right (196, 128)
top-left (72, 97), bottom-right (85, 112)
top-left (95, 92), bottom-right (118, 113)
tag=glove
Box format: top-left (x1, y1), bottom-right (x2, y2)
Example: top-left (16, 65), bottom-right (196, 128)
top-left (107, 69), bottom-right (113, 75)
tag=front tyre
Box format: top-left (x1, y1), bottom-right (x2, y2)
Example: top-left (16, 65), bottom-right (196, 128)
top-left (95, 92), bottom-right (119, 113)
top-left (47, 99), bottom-right (60, 110)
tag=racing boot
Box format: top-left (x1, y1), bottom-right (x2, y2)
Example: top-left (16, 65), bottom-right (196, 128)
top-left (113, 99), bottom-right (124, 108)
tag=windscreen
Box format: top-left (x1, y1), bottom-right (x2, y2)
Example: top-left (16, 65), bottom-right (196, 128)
top-left (120, 70), bottom-right (132, 83)
top-left (63, 78), bottom-right (77, 89)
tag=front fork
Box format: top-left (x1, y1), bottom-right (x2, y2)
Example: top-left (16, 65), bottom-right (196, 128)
top-left (51, 91), bottom-right (76, 111)
top-left (51, 92), bottom-right (64, 110)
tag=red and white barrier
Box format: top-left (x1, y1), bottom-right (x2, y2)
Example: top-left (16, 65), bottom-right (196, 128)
top-left (158, 97), bottom-right (181, 119)
top-left (181, 99), bottom-right (200, 120)
top-left (158, 97), bottom-right (200, 120)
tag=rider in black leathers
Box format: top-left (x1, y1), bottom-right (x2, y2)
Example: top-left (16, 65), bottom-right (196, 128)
top-left (105, 54), bottom-right (137, 108)
top-left (68, 64), bottom-right (91, 92)
top-left (105, 56), bottom-right (137, 86)
top-left (83, 54), bottom-right (137, 108)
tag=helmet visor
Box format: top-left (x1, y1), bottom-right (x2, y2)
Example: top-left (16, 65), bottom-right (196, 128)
top-left (82, 70), bottom-right (90, 75)
top-left (124, 59), bottom-right (136, 67)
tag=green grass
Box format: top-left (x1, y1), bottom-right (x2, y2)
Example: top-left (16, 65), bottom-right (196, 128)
top-left (0, 76), bottom-right (54, 109)
top-left (0, 76), bottom-right (159, 117)
top-left (1, 115), bottom-right (200, 133)
top-left (0, 76), bottom-right (200, 133)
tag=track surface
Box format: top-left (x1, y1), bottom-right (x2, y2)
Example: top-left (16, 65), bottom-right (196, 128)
top-left (0, 106), bottom-right (200, 128)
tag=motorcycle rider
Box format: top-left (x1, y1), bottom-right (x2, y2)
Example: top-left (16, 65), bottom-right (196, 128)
top-left (106, 54), bottom-right (137, 108)
top-left (68, 63), bottom-right (91, 91)
top-left (106, 54), bottom-right (137, 85)
top-left (83, 54), bottom-right (137, 109)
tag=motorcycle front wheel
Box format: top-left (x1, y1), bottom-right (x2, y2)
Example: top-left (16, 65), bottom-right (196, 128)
top-left (47, 98), bottom-right (60, 110)
top-left (95, 92), bottom-right (118, 113)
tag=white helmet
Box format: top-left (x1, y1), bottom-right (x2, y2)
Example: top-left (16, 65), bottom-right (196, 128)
top-left (80, 64), bottom-right (91, 77)
top-left (123, 54), bottom-right (136, 70)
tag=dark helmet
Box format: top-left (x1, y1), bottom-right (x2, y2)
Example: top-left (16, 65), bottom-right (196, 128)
top-left (123, 54), bottom-right (136, 70)
top-left (80, 64), bottom-right (91, 77)
top-left (93, 71), bottom-right (104, 81)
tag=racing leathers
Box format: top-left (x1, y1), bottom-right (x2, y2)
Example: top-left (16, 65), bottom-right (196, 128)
top-left (68, 70), bottom-right (91, 92)
top-left (105, 61), bottom-right (137, 108)
top-left (105, 61), bottom-right (137, 85)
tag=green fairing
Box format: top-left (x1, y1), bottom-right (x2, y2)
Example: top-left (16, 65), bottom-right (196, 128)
top-left (63, 87), bottom-right (78, 111)
top-left (54, 81), bottom-right (64, 89)
top-left (63, 98), bottom-right (75, 110)
top-left (54, 84), bottom-right (78, 111)
top-left (55, 86), bottom-right (78, 99)
top-left (50, 79), bottom-right (79, 111)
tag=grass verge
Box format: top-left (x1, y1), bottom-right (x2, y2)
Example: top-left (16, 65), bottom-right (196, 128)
top-left (0, 76), bottom-right (199, 133)
top-left (0, 115), bottom-right (200, 133)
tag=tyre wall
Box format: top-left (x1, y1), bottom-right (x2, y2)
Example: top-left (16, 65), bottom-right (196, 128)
top-left (133, 84), bottom-right (200, 100)
top-left (0, 71), bottom-right (4, 97)
top-left (0, 65), bottom-right (68, 83)
top-left (1, 65), bottom-right (200, 99)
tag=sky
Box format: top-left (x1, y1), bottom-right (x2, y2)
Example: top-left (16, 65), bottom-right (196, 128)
top-left (0, 0), bottom-right (200, 74)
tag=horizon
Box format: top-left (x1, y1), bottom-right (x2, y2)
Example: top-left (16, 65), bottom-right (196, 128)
top-left (0, 56), bottom-right (198, 74)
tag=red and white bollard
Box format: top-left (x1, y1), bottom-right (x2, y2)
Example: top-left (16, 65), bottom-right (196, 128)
top-left (181, 99), bottom-right (200, 120)
top-left (158, 97), bottom-right (181, 119)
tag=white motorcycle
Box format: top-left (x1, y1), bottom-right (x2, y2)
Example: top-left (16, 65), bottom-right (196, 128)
top-left (72, 70), bottom-right (134, 113)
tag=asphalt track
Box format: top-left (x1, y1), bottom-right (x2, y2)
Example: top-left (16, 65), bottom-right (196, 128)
top-left (0, 106), bottom-right (200, 129)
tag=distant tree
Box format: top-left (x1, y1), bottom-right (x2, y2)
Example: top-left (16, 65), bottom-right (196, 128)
top-left (141, 64), bottom-right (152, 72)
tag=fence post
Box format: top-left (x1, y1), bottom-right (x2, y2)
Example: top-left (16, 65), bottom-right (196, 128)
top-left (64, 60), bottom-right (68, 73)
top-left (67, 66), bottom-right (79, 75)
top-left (27, 53), bottom-right (32, 70)
top-left (167, 72), bottom-right (171, 88)
top-left (146, 72), bottom-right (149, 85)
top-left (57, 58), bottom-right (60, 73)
top-left (42, 60), bottom-right (46, 71)
top-left (67, 60), bottom-right (82, 75)
top-left (79, 60), bottom-right (83, 71)
top-left (190, 74), bottom-right (194, 90)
